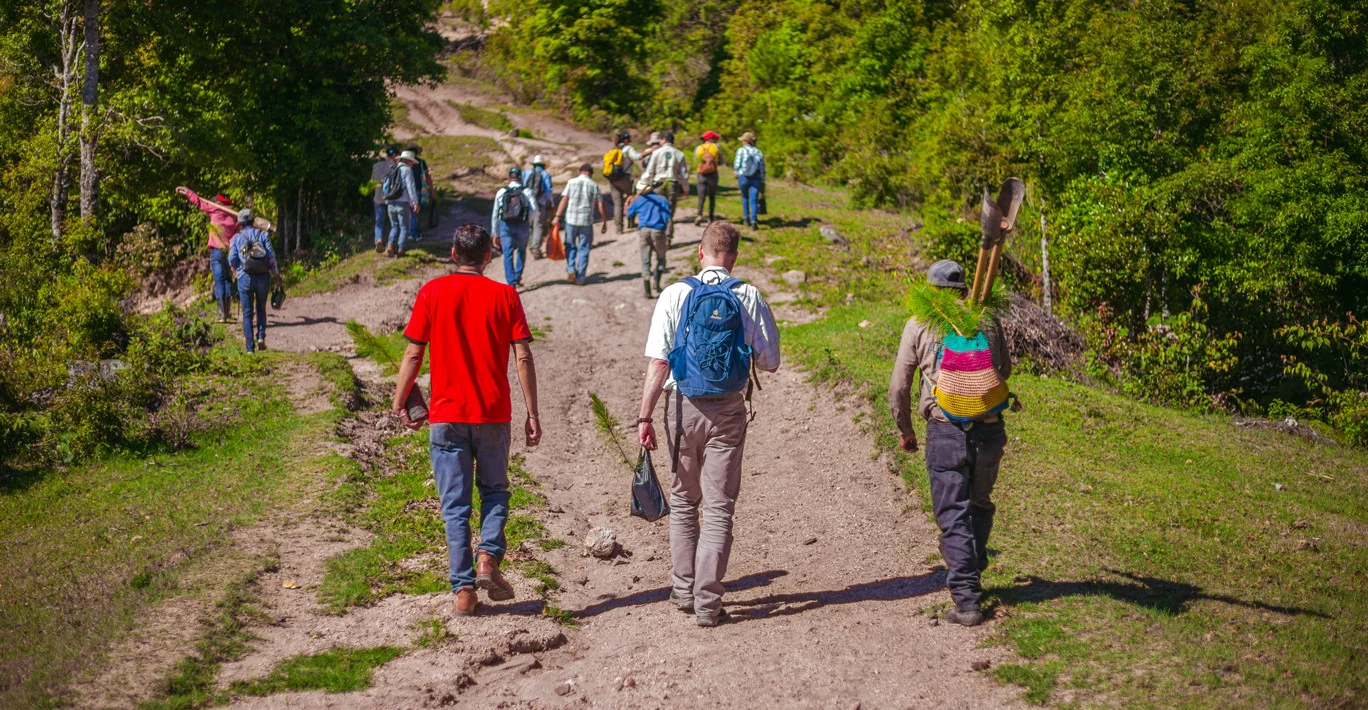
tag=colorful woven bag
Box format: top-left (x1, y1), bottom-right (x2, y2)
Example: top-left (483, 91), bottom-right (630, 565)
top-left (933, 331), bottom-right (1010, 422)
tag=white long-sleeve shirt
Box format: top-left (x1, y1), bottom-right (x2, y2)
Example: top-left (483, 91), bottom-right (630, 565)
top-left (636, 143), bottom-right (689, 191)
top-left (490, 181), bottom-right (540, 233)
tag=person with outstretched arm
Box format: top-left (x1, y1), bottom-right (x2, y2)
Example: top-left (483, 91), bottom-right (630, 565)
top-left (637, 221), bottom-right (780, 627)
top-left (392, 223), bottom-right (542, 617)
top-left (176, 186), bottom-right (240, 323)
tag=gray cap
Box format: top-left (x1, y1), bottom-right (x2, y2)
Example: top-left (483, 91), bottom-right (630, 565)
top-left (927, 259), bottom-right (966, 289)
top-left (237, 208), bottom-right (255, 225)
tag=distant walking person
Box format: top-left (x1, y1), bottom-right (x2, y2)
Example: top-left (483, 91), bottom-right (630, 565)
top-left (382, 150), bottom-right (421, 257)
top-left (554, 163), bottom-right (608, 285)
top-left (370, 147), bottom-right (399, 253)
top-left (406, 143), bottom-right (435, 242)
top-left (490, 167), bottom-right (539, 289)
top-left (637, 221), bottom-right (781, 626)
top-left (603, 131), bottom-right (652, 234)
top-left (636, 131), bottom-right (688, 240)
top-left (392, 223), bottom-right (543, 617)
top-left (523, 155), bottom-right (553, 259)
top-left (733, 132), bottom-right (766, 230)
top-left (627, 182), bottom-right (672, 299)
top-left (693, 131), bottom-right (724, 225)
top-left (227, 210), bottom-right (281, 354)
top-left (176, 186), bottom-right (240, 323)
top-left (888, 260), bottom-right (1013, 627)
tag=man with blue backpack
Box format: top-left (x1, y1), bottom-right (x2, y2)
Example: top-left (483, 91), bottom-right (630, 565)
top-left (490, 167), bottom-right (539, 289)
top-left (888, 259), bottom-right (1013, 627)
top-left (636, 221), bottom-right (781, 627)
top-left (227, 209), bottom-right (281, 354)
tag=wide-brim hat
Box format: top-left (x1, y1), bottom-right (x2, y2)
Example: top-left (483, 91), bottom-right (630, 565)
top-left (532, 154), bottom-right (545, 165)
top-left (740, 131), bottom-right (755, 143)
top-left (399, 150), bottom-right (418, 162)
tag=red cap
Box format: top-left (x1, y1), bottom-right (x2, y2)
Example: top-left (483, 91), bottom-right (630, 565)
top-left (215, 193), bottom-right (233, 206)
top-left (702, 131), bottom-right (720, 141)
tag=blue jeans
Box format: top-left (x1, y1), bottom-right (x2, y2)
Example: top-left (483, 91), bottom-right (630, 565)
top-left (209, 248), bottom-right (233, 306)
top-left (498, 221), bottom-right (529, 286)
top-left (373, 202), bottom-right (387, 244)
top-left (409, 207), bottom-right (422, 241)
top-left (565, 224), bottom-right (593, 279)
top-left (237, 274), bottom-right (271, 351)
top-left (386, 202), bottom-right (411, 250)
top-left (430, 422), bottom-right (512, 590)
top-left (737, 175), bottom-right (761, 225)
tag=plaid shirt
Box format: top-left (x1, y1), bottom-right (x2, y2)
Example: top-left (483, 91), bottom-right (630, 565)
top-left (560, 174), bottom-right (602, 227)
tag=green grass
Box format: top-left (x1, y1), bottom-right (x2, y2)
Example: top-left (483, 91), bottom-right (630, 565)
top-left (317, 428), bottom-right (558, 612)
top-left (0, 355), bottom-right (354, 709)
top-left (446, 100), bottom-right (513, 132)
top-left (229, 646), bottom-right (404, 696)
top-left (414, 134), bottom-right (506, 178)
top-left (759, 179), bottom-right (1368, 707)
top-left (288, 249), bottom-right (439, 298)
top-left (412, 617), bottom-right (455, 648)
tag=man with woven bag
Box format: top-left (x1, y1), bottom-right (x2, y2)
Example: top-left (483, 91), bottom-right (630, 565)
top-left (888, 259), bottom-right (1013, 627)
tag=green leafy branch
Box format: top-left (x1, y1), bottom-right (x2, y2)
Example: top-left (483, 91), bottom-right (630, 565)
top-left (589, 393), bottom-right (634, 473)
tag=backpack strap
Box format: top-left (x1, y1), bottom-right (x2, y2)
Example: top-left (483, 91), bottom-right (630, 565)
top-left (671, 386), bottom-right (684, 475)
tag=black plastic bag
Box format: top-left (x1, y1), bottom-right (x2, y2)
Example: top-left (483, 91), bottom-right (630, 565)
top-left (631, 448), bottom-right (669, 522)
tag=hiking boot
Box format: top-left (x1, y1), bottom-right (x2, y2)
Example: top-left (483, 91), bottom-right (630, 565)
top-left (696, 608), bottom-right (729, 628)
top-left (565, 273), bottom-right (576, 284)
top-left (475, 551), bottom-right (515, 602)
top-left (396, 249), bottom-right (407, 258)
top-left (668, 590), bottom-right (694, 614)
top-left (945, 606), bottom-right (985, 627)
top-left (643, 280), bottom-right (652, 299)
top-left (255, 339), bottom-right (267, 352)
top-left (453, 587), bottom-right (477, 617)
top-left (385, 245), bottom-right (397, 257)
top-left (375, 240), bottom-right (385, 254)
top-left (531, 250), bottom-right (545, 260)
top-left (575, 275), bottom-right (586, 286)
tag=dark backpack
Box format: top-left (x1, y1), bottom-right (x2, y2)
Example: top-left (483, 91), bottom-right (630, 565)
top-left (241, 232), bottom-right (272, 276)
top-left (502, 188), bottom-right (530, 225)
top-left (667, 277), bottom-right (752, 398)
top-left (382, 163), bottom-right (406, 201)
top-left (527, 167), bottom-right (546, 201)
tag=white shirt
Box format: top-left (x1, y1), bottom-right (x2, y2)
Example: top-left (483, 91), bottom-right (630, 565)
top-left (490, 181), bottom-right (540, 234)
top-left (636, 143), bottom-right (689, 191)
top-left (644, 266), bottom-right (781, 390)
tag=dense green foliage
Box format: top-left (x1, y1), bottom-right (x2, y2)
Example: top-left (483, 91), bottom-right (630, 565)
top-left (0, 0), bottom-right (444, 471)
top-left (478, 0), bottom-right (1368, 439)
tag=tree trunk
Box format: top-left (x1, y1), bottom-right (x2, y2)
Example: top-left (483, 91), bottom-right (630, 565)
top-left (1040, 206), bottom-right (1051, 315)
top-left (295, 185), bottom-right (303, 255)
top-left (78, 0), bottom-right (100, 222)
top-left (49, 2), bottom-right (82, 246)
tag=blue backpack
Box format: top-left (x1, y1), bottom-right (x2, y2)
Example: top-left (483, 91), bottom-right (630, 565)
top-left (668, 276), bottom-right (753, 397)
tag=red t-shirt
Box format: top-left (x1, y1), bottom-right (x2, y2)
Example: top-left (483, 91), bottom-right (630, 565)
top-left (403, 273), bottom-right (532, 424)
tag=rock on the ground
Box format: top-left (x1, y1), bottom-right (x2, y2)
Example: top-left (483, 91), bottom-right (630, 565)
top-left (555, 679), bottom-right (576, 696)
top-left (819, 224), bottom-right (849, 247)
top-left (782, 270), bottom-right (807, 287)
top-left (584, 527), bottom-right (618, 558)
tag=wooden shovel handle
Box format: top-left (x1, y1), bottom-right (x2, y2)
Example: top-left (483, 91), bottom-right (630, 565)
top-left (970, 247), bottom-right (991, 303)
top-left (980, 242), bottom-right (1004, 302)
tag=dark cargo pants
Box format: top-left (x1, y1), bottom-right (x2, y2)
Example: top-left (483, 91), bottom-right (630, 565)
top-left (925, 418), bottom-right (1006, 610)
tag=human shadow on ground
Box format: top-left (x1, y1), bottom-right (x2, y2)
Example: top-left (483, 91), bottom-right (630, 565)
top-left (572, 570), bottom-right (790, 619)
top-left (994, 569), bottom-right (1328, 618)
top-left (266, 315), bottom-right (342, 329)
top-left (518, 270), bottom-right (643, 294)
top-left (759, 216), bottom-right (817, 230)
top-left (725, 571), bottom-right (948, 623)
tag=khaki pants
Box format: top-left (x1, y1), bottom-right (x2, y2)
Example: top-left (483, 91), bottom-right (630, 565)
top-left (639, 228), bottom-right (667, 288)
top-left (667, 390), bottom-right (748, 619)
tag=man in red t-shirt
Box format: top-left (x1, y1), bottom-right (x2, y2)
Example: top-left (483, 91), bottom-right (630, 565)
top-left (392, 223), bottom-right (543, 617)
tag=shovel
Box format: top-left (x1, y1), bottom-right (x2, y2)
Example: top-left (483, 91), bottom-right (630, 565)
top-left (203, 196), bottom-right (276, 232)
top-left (969, 177), bottom-right (1023, 303)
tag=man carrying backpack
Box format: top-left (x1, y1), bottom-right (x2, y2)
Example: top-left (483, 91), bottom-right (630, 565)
top-left (604, 131), bottom-right (651, 234)
top-left (391, 223), bottom-right (543, 617)
top-left (627, 181), bottom-right (672, 299)
top-left (636, 221), bottom-right (781, 627)
top-left (370, 147), bottom-right (399, 252)
top-left (407, 143), bottom-right (435, 243)
top-left (522, 155), bottom-right (553, 259)
top-left (888, 259), bottom-right (1012, 627)
top-left (635, 131), bottom-right (688, 240)
top-left (693, 131), bottom-right (724, 225)
top-left (490, 167), bottom-right (539, 289)
top-left (382, 150), bottom-right (421, 257)
top-left (227, 209), bottom-right (281, 354)
top-left (733, 132), bottom-right (766, 230)
top-left (554, 163), bottom-right (608, 285)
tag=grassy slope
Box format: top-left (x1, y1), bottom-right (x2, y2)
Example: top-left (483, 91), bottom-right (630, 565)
top-left (0, 355), bottom-right (354, 709)
top-left (721, 178), bottom-right (1368, 707)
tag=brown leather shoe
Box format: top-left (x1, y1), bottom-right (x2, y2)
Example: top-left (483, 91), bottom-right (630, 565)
top-left (385, 245), bottom-right (397, 257)
top-left (475, 551), bottom-right (515, 601)
top-left (453, 586), bottom-right (477, 616)
top-left (565, 273), bottom-right (576, 283)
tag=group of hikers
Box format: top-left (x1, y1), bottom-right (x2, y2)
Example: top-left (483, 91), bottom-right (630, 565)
top-left (488, 129), bottom-right (768, 297)
top-left (389, 221), bottom-right (1009, 630)
top-left (371, 144), bottom-right (438, 257)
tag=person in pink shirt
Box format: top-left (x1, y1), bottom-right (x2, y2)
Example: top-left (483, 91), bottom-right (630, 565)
top-left (177, 186), bottom-right (241, 323)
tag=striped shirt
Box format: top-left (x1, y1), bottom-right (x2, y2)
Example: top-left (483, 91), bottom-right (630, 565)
top-left (560, 174), bottom-right (602, 228)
